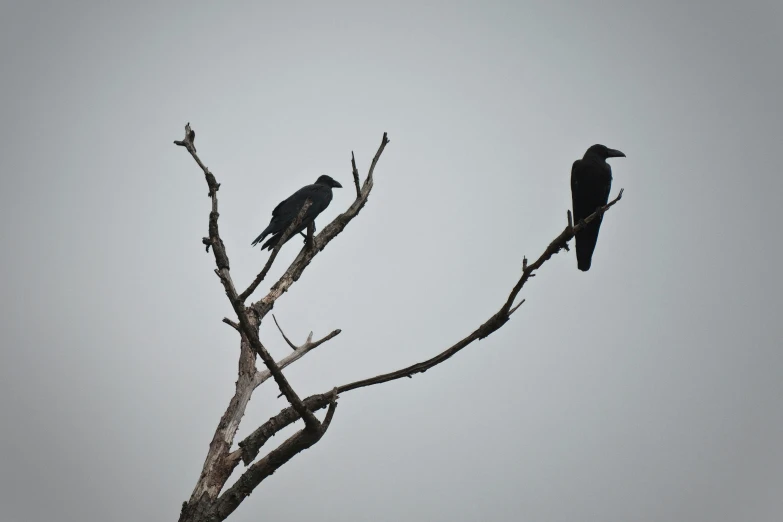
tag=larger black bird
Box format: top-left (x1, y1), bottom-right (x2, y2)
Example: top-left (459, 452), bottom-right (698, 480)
top-left (570, 144), bottom-right (625, 271)
top-left (252, 175), bottom-right (343, 251)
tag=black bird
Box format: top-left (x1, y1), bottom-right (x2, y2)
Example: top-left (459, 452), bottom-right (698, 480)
top-left (570, 144), bottom-right (626, 271)
top-left (252, 175), bottom-right (343, 251)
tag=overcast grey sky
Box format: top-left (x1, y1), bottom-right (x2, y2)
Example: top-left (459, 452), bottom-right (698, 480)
top-left (1, 1), bottom-right (782, 521)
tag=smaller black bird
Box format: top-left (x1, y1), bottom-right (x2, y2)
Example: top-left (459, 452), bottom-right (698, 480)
top-left (252, 175), bottom-right (343, 251)
top-left (571, 144), bottom-right (626, 271)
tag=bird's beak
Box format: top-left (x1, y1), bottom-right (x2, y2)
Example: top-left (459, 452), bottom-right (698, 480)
top-left (607, 148), bottom-right (626, 158)
top-left (332, 180), bottom-right (343, 188)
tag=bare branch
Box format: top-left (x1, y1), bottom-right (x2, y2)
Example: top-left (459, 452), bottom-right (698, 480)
top-left (563, 211), bottom-right (572, 252)
top-left (236, 192), bottom-right (627, 448)
top-left (251, 133), bottom-right (390, 321)
top-left (268, 317), bottom-right (342, 400)
top-left (173, 122), bottom-right (197, 152)
top-left (252, 328), bottom-right (340, 392)
top-left (320, 392), bottom-right (339, 430)
top-left (351, 151), bottom-right (361, 198)
top-left (364, 132), bottom-right (389, 189)
top-left (508, 299), bottom-right (525, 316)
top-left (216, 430), bottom-right (319, 520)
top-left (497, 188), bottom-right (624, 317)
top-left (175, 124), bottom-right (236, 300)
top-left (215, 395), bottom-right (339, 521)
top-left (271, 314), bottom-right (341, 352)
top-left (222, 318), bottom-right (240, 331)
top-left (272, 314), bottom-right (299, 350)
top-left (239, 200), bottom-right (313, 303)
top-left (238, 393), bottom-right (335, 465)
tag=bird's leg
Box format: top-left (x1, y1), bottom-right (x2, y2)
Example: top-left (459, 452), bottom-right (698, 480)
top-left (301, 223), bottom-right (317, 243)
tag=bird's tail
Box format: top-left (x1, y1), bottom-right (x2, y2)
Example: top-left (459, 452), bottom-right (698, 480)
top-left (250, 233), bottom-right (266, 247)
top-left (575, 217), bottom-right (603, 272)
top-left (577, 255), bottom-right (592, 272)
top-left (251, 225), bottom-right (273, 247)
top-left (260, 233), bottom-right (282, 251)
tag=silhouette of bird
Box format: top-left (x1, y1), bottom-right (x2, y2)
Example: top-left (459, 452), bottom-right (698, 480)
top-left (571, 144), bottom-right (625, 271)
top-left (252, 175), bottom-right (343, 251)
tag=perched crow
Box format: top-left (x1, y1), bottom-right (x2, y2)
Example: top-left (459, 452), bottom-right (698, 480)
top-left (252, 175), bottom-right (343, 251)
top-left (570, 144), bottom-right (625, 271)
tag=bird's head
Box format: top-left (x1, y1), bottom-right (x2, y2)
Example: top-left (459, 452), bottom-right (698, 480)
top-left (315, 175), bottom-right (343, 188)
top-left (585, 144), bottom-right (626, 160)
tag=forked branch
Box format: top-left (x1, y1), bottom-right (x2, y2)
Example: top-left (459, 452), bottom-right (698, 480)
top-left (272, 314), bottom-right (342, 352)
top-left (214, 395), bottom-right (339, 521)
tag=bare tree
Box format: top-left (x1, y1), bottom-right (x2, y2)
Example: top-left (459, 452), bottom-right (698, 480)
top-left (174, 124), bottom-right (624, 522)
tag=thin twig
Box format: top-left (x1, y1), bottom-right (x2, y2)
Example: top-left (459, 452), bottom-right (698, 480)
top-left (563, 210), bottom-right (573, 252)
top-left (222, 318), bottom-right (240, 331)
top-left (508, 299), bottom-right (525, 315)
top-left (351, 151), bottom-right (361, 198)
top-left (271, 314), bottom-right (341, 352)
top-left (272, 314), bottom-right (299, 350)
top-left (365, 132), bottom-right (389, 188)
top-left (252, 324), bottom-right (339, 391)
